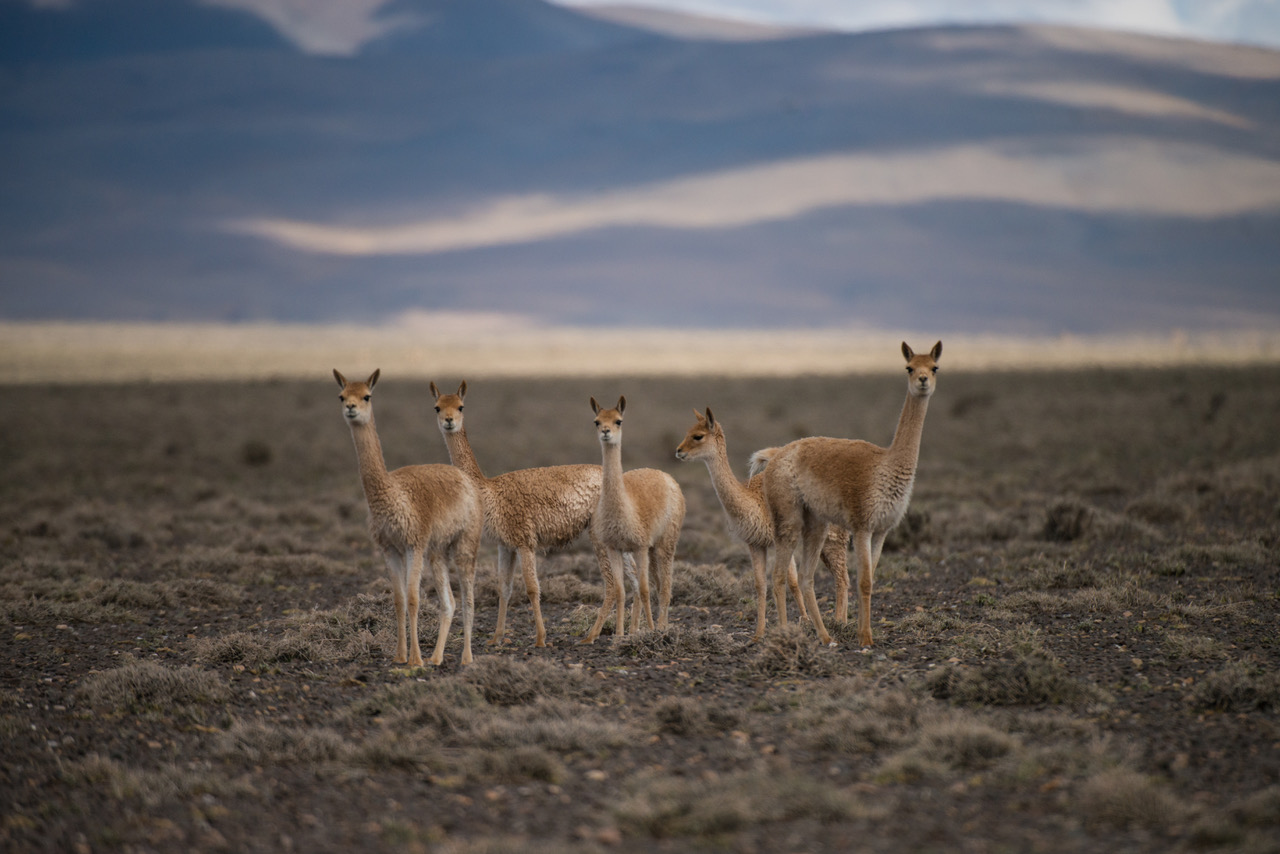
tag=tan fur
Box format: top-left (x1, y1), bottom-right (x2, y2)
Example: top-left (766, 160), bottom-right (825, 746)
top-left (675, 408), bottom-right (850, 640)
top-left (762, 341), bottom-right (941, 647)
top-left (587, 396), bottom-right (685, 639)
top-left (335, 369), bottom-right (483, 667)
top-left (430, 381), bottom-right (618, 647)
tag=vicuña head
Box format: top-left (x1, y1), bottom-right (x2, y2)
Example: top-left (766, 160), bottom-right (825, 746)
top-left (903, 341), bottom-right (942, 398)
top-left (590, 396), bottom-right (626, 446)
top-left (674, 408), bottom-right (721, 463)
top-left (430, 381), bottom-right (467, 434)
top-left (334, 368), bottom-right (380, 425)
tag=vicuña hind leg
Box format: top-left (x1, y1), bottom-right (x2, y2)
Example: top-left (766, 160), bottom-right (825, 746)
top-left (409, 550), bottom-right (430, 665)
top-left (749, 548), bottom-right (768, 641)
top-left (490, 545), bottom-right (517, 645)
top-left (455, 540), bottom-right (478, 666)
top-left (427, 551), bottom-right (454, 666)
top-left (786, 556), bottom-right (808, 623)
top-left (822, 531), bottom-right (851, 625)
top-left (654, 530), bottom-right (679, 631)
top-left (582, 539), bottom-right (616, 644)
top-left (799, 519), bottom-right (833, 646)
top-left (519, 547), bottom-right (547, 647)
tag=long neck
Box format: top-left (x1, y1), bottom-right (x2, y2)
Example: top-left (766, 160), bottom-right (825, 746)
top-left (702, 437), bottom-right (759, 521)
top-left (887, 391), bottom-right (930, 472)
top-left (599, 441), bottom-right (636, 523)
top-left (442, 426), bottom-right (486, 481)
top-left (349, 418), bottom-right (394, 503)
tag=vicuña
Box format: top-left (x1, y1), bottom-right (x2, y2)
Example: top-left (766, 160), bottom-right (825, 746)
top-left (762, 341), bottom-right (942, 647)
top-left (335, 369), bottom-right (483, 666)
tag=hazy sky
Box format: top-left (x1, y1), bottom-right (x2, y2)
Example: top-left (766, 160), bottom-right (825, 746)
top-left (205, 0), bottom-right (1280, 55)
top-left (558, 0), bottom-right (1280, 47)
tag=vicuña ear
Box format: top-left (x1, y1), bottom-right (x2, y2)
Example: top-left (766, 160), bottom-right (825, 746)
top-left (692, 408), bottom-right (705, 422)
top-left (366, 369), bottom-right (380, 388)
top-left (333, 369), bottom-right (347, 388)
top-left (616, 396), bottom-right (626, 413)
top-left (705, 407), bottom-right (716, 427)
top-left (429, 381), bottom-right (441, 400)
top-left (590, 396), bottom-right (602, 415)
top-left (902, 342), bottom-right (915, 361)
top-left (930, 341), bottom-right (943, 361)
top-left (458, 380), bottom-right (467, 399)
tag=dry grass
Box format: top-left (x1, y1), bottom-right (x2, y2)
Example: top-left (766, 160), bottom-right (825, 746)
top-left (3, 365), bottom-right (1279, 853)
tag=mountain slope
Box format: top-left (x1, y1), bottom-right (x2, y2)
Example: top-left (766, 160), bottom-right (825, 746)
top-left (0, 0), bottom-right (293, 64)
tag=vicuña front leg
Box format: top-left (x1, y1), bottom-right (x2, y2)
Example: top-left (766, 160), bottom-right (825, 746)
top-left (634, 550), bottom-right (655, 632)
top-left (407, 548), bottom-right (428, 667)
top-left (383, 551), bottom-right (410, 664)
top-left (854, 531), bottom-right (887, 648)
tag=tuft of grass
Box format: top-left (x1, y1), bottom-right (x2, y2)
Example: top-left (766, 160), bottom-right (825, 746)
top-left (75, 659), bottom-right (228, 719)
top-left (796, 679), bottom-right (924, 754)
top-left (462, 656), bottom-right (601, 707)
top-left (670, 561), bottom-right (742, 607)
top-left (475, 745), bottom-right (565, 784)
top-left (927, 650), bottom-right (1102, 707)
top-left (615, 626), bottom-right (738, 660)
top-left (615, 768), bottom-right (865, 838)
top-left (215, 721), bottom-right (350, 765)
top-left (467, 698), bottom-right (632, 752)
top-left (1043, 500), bottom-right (1093, 542)
top-left (1190, 660), bottom-right (1280, 712)
top-left (651, 696), bottom-right (739, 736)
top-left (1075, 768), bottom-right (1183, 833)
top-left (747, 623), bottom-right (845, 678)
top-left (60, 753), bottom-right (253, 810)
top-left (344, 678), bottom-right (486, 739)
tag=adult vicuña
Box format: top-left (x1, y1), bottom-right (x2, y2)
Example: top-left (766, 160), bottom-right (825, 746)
top-left (430, 381), bottom-right (620, 647)
top-left (676, 408), bottom-right (850, 641)
top-left (762, 341), bottom-right (942, 647)
top-left (335, 370), bottom-right (483, 666)
top-left (587, 396), bottom-right (685, 640)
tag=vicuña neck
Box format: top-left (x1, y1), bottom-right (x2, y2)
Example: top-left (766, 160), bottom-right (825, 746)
top-left (702, 437), bottom-right (757, 520)
top-left (599, 441), bottom-right (637, 522)
top-left (349, 418), bottom-right (393, 501)
top-left (443, 427), bottom-right (487, 482)
top-left (887, 392), bottom-right (930, 471)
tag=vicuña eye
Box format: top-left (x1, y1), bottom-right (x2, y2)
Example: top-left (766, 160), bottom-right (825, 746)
top-left (363, 395), bottom-right (371, 402)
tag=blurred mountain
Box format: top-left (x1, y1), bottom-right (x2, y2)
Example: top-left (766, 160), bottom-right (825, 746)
top-left (361, 0), bottom-right (658, 57)
top-left (0, 0), bottom-right (291, 63)
top-left (2, 0), bottom-right (1279, 332)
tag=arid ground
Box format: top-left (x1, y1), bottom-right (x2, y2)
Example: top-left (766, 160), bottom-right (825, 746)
top-left (2, 364), bottom-right (1278, 852)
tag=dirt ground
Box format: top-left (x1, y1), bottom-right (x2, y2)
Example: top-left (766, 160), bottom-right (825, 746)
top-left (2, 365), bottom-right (1278, 852)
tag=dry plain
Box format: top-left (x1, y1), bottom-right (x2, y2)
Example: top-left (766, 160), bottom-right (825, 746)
top-left (1, 351), bottom-right (1279, 852)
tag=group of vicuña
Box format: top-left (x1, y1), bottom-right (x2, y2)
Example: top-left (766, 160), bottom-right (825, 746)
top-left (333, 339), bottom-right (942, 667)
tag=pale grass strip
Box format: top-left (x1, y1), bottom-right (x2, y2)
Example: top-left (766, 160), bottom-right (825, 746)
top-left (1, 322), bottom-right (1278, 383)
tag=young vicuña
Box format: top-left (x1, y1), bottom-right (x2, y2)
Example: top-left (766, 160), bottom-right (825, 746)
top-left (762, 341), bottom-right (942, 647)
top-left (430, 381), bottom-right (620, 647)
top-left (335, 369), bottom-right (483, 666)
top-left (587, 396), bottom-right (685, 639)
top-left (676, 407), bottom-right (850, 640)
